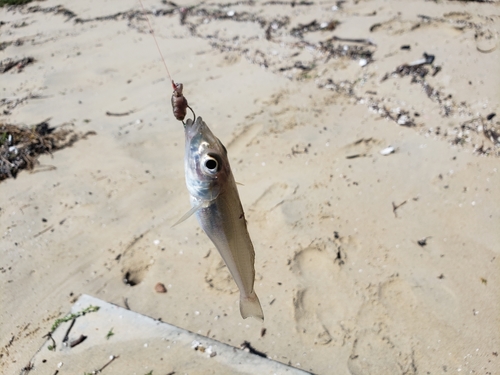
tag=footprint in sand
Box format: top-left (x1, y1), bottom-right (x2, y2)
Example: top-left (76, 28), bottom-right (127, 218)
top-left (119, 231), bottom-right (153, 287)
top-left (292, 287), bottom-right (334, 345)
top-left (348, 276), bottom-right (443, 375)
top-left (348, 303), bottom-right (415, 373)
top-left (291, 237), bottom-right (359, 347)
top-left (347, 330), bottom-right (416, 375)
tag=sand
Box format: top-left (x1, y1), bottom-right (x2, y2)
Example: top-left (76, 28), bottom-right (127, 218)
top-left (1, 0), bottom-right (499, 374)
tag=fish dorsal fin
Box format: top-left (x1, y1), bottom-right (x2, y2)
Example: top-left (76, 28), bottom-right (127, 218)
top-left (171, 201), bottom-right (204, 228)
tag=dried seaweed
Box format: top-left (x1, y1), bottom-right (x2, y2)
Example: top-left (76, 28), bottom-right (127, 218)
top-left (0, 121), bottom-right (96, 181)
top-left (317, 78), bottom-right (356, 97)
top-left (0, 0), bottom-right (33, 6)
top-left (265, 16), bottom-right (290, 40)
top-left (319, 40), bottom-right (374, 63)
top-left (0, 41), bottom-right (12, 51)
top-left (0, 57), bottom-right (34, 73)
top-left (448, 0), bottom-right (495, 3)
top-left (291, 20), bottom-right (322, 38)
top-left (291, 19), bottom-right (340, 38)
top-left (262, 1), bottom-right (313, 5)
top-left (3, 2), bottom-right (497, 157)
top-left (381, 54), bottom-right (455, 118)
top-left (367, 102), bottom-right (416, 127)
top-left (74, 8), bottom-right (176, 24)
top-left (24, 4), bottom-right (76, 19)
top-left (382, 53), bottom-right (435, 80)
top-left (384, 64), bottom-right (429, 80)
top-left (0, 93), bottom-right (42, 115)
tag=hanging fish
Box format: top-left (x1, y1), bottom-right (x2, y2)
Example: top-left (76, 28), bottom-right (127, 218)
top-left (178, 116), bottom-right (264, 321)
top-left (135, 0), bottom-right (263, 321)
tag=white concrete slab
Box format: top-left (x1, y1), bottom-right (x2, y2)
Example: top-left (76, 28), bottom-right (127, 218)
top-left (22, 294), bottom-right (313, 375)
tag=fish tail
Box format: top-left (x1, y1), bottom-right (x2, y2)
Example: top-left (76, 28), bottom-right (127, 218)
top-left (240, 291), bottom-right (264, 321)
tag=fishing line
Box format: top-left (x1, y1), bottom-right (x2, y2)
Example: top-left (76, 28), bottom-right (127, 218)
top-left (137, 0), bottom-right (195, 123)
top-left (137, 0), bottom-right (173, 84)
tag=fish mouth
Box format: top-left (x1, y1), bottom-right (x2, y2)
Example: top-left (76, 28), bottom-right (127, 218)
top-left (185, 116), bottom-right (204, 141)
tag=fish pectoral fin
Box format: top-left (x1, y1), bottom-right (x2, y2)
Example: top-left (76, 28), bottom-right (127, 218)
top-left (171, 202), bottom-right (203, 228)
top-left (236, 182), bottom-right (244, 186)
top-left (240, 291), bottom-right (264, 321)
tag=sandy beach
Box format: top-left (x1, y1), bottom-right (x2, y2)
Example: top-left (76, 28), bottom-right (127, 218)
top-left (1, 0), bottom-right (499, 374)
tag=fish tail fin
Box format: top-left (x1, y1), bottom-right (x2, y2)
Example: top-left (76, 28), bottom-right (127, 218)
top-left (240, 291), bottom-right (264, 321)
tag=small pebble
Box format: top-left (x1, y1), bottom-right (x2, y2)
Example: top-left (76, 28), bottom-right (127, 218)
top-left (417, 238), bottom-right (428, 247)
top-left (380, 146), bottom-right (395, 155)
top-left (155, 282), bottom-right (167, 293)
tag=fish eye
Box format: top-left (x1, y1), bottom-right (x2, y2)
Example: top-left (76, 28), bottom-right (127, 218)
top-left (205, 158), bottom-right (217, 170)
top-left (202, 154), bottom-right (220, 174)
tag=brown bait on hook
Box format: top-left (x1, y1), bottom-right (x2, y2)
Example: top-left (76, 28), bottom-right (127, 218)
top-left (171, 80), bottom-right (188, 121)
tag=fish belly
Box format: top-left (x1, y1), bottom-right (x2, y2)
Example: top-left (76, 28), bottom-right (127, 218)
top-left (195, 180), bottom-right (264, 321)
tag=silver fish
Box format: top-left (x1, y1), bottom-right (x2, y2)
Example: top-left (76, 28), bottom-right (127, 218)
top-left (180, 116), bottom-right (264, 321)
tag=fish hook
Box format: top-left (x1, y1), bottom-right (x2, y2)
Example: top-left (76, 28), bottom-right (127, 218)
top-left (183, 105), bottom-right (196, 127)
